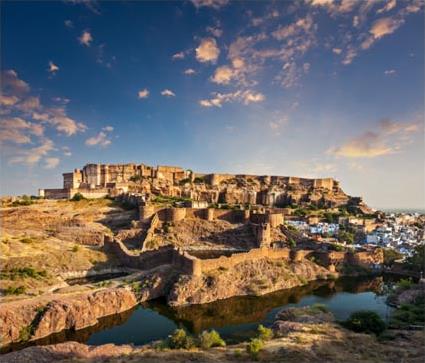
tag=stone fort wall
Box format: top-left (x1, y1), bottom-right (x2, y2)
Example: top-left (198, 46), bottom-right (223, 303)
top-left (105, 236), bottom-right (383, 277)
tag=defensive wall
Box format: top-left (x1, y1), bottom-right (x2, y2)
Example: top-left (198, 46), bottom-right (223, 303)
top-left (104, 236), bottom-right (383, 277)
top-left (140, 205), bottom-right (285, 227)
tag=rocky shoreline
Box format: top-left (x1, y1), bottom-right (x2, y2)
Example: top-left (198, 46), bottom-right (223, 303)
top-left (0, 257), bottom-right (337, 349)
top-left (1, 304), bottom-right (423, 363)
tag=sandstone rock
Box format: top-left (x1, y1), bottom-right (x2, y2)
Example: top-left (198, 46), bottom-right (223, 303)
top-left (0, 287), bottom-right (137, 347)
top-left (33, 288), bottom-right (137, 340)
top-left (168, 258), bottom-right (331, 306)
top-left (272, 306), bottom-right (334, 336)
top-left (0, 341), bottom-right (134, 363)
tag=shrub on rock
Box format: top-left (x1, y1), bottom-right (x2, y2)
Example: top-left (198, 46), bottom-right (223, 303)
top-left (343, 310), bottom-right (386, 335)
top-left (168, 329), bottom-right (195, 349)
top-left (198, 330), bottom-right (225, 349)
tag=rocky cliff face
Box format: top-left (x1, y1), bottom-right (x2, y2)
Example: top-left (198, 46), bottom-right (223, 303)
top-left (168, 258), bottom-right (333, 306)
top-left (0, 287), bottom-right (137, 346)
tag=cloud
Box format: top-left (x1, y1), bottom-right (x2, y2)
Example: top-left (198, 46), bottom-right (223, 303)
top-left (272, 16), bottom-right (314, 40)
top-left (384, 69), bottom-right (396, 75)
top-left (329, 131), bottom-right (392, 158)
top-left (79, 30), bottom-right (93, 47)
top-left (206, 25), bottom-right (223, 37)
top-left (361, 16), bottom-right (404, 50)
top-left (328, 118), bottom-right (421, 158)
top-left (64, 19), bottom-right (73, 28)
top-left (184, 68), bottom-right (196, 75)
top-left (0, 95), bottom-right (19, 106)
top-left (161, 89), bottom-right (176, 97)
top-left (191, 0), bottom-right (229, 9)
top-left (377, 0), bottom-right (397, 14)
top-left (138, 88), bottom-right (149, 99)
top-left (0, 70), bottom-right (86, 168)
top-left (195, 38), bottom-right (220, 63)
top-left (1, 69), bottom-right (30, 95)
top-left (172, 51), bottom-right (185, 60)
top-left (44, 157), bottom-right (60, 169)
top-left (16, 96), bottom-right (41, 112)
top-left (67, 0), bottom-right (101, 15)
top-left (269, 116), bottom-right (289, 136)
top-left (9, 138), bottom-right (55, 166)
top-left (32, 107), bottom-right (86, 136)
top-left (341, 47), bottom-right (358, 65)
top-left (102, 125), bottom-right (114, 132)
top-left (210, 65), bottom-right (236, 84)
top-left (62, 146), bottom-right (72, 156)
top-left (48, 61), bottom-right (59, 74)
top-left (0, 117), bottom-right (44, 144)
top-left (332, 48), bottom-right (342, 54)
top-left (199, 90), bottom-right (265, 108)
top-left (85, 128), bottom-right (112, 147)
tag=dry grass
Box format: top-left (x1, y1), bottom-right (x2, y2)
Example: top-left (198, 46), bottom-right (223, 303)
top-left (0, 199), bottom-right (126, 299)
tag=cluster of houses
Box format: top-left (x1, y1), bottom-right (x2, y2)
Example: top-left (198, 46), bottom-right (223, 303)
top-left (286, 212), bottom-right (424, 256)
top-left (365, 213), bottom-right (424, 256)
top-left (286, 220), bottom-right (339, 237)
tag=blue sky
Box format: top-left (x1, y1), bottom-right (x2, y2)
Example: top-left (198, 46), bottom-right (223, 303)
top-left (0, 0), bottom-right (424, 209)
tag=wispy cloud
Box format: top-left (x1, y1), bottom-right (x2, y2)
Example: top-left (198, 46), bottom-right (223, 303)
top-left (384, 69), bottom-right (396, 76)
top-left (184, 68), bottom-right (196, 75)
top-left (64, 19), bottom-right (73, 28)
top-left (44, 157), bottom-right (60, 169)
top-left (199, 90), bottom-right (265, 108)
top-left (0, 69), bottom-right (86, 168)
top-left (161, 89), bottom-right (176, 97)
top-left (9, 138), bottom-right (55, 166)
top-left (172, 51), bottom-right (185, 60)
top-left (328, 118), bottom-right (421, 158)
top-left (85, 126), bottom-right (113, 147)
top-left (191, 0), bottom-right (229, 10)
top-left (67, 0), bottom-right (101, 15)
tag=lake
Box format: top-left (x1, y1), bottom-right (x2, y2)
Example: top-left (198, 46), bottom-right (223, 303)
top-left (1, 275), bottom-right (397, 353)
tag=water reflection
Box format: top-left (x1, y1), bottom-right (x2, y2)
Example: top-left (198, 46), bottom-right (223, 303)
top-left (1, 275), bottom-right (396, 353)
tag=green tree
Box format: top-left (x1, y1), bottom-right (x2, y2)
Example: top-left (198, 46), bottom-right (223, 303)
top-left (404, 243), bottom-right (425, 275)
top-left (338, 230), bottom-right (354, 244)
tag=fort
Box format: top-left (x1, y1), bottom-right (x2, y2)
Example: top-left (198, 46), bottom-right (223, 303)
top-left (38, 162), bottom-right (365, 210)
top-left (104, 236), bottom-right (384, 278)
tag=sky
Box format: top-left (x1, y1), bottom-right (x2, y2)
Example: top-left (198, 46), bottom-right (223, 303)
top-left (0, 0), bottom-right (424, 209)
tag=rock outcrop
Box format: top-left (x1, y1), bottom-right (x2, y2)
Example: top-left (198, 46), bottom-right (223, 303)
top-left (168, 258), bottom-right (333, 306)
top-left (0, 287), bottom-right (137, 346)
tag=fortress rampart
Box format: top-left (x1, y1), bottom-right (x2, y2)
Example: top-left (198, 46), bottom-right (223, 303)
top-left (104, 236), bottom-right (383, 278)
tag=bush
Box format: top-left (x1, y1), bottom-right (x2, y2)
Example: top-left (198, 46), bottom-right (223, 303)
top-left (72, 245), bottom-right (80, 252)
top-left (389, 295), bottom-right (424, 328)
top-left (257, 324), bottom-right (273, 340)
top-left (288, 238), bottom-right (296, 248)
top-left (71, 192), bottom-right (85, 201)
top-left (1, 267), bottom-right (47, 280)
top-left (19, 325), bottom-right (32, 342)
top-left (396, 278), bottom-right (413, 290)
top-left (343, 310), bottom-right (386, 335)
top-left (338, 230), bottom-right (355, 244)
top-left (168, 329), bottom-right (195, 349)
top-left (198, 330), bottom-right (226, 349)
top-left (311, 303), bottom-right (329, 313)
top-left (383, 248), bottom-right (403, 267)
top-left (246, 338), bottom-right (264, 359)
top-left (4, 285), bottom-right (26, 295)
